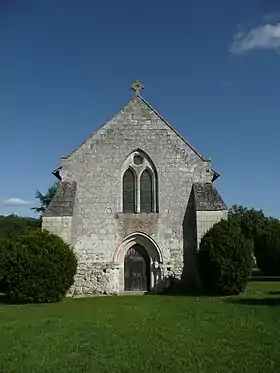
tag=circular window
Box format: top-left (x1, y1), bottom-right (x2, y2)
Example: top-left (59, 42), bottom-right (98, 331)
top-left (133, 155), bottom-right (143, 166)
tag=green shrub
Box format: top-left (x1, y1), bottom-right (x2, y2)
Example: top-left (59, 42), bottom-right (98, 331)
top-left (254, 220), bottom-right (280, 276)
top-left (198, 219), bottom-right (254, 296)
top-left (0, 230), bottom-right (77, 303)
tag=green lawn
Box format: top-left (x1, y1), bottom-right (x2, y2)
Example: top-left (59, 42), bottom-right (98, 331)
top-left (0, 282), bottom-right (280, 373)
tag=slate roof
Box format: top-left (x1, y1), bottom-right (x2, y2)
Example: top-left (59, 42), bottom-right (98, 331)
top-left (43, 181), bottom-right (77, 217)
top-left (193, 182), bottom-right (227, 211)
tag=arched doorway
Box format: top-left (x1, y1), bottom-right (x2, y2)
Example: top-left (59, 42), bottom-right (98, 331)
top-left (113, 232), bottom-right (163, 292)
top-left (124, 244), bottom-right (150, 291)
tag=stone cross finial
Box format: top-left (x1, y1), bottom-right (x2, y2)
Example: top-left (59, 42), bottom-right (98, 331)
top-left (131, 80), bottom-right (145, 95)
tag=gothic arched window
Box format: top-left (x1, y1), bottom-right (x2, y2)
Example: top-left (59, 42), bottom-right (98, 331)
top-left (140, 169), bottom-right (153, 213)
top-left (123, 168), bottom-right (136, 213)
top-left (122, 150), bottom-right (158, 214)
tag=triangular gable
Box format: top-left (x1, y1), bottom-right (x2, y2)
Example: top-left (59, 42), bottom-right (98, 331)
top-left (62, 95), bottom-right (207, 161)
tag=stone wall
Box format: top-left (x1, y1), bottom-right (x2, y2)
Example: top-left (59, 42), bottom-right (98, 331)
top-left (196, 210), bottom-right (228, 249)
top-left (42, 216), bottom-right (73, 245)
top-left (69, 262), bottom-right (120, 296)
top-left (182, 190), bottom-right (198, 287)
top-left (48, 95), bottom-right (223, 295)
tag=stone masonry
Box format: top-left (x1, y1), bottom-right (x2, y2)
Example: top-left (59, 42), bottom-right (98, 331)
top-left (42, 81), bottom-right (228, 295)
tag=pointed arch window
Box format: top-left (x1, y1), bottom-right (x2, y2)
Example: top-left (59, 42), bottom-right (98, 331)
top-left (140, 169), bottom-right (153, 213)
top-left (123, 168), bottom-right (136, 213)
top-left (122, 151), bottom-right (158, 214)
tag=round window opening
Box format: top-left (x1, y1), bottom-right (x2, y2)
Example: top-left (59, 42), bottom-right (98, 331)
top-left (134, 155), bottom-right (143, 166)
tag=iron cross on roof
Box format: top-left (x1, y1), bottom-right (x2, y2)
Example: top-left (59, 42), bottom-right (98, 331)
top-left (131, 80), bottom-right (145, 95)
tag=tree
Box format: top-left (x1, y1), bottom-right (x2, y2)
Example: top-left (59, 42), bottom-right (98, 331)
top-left (31, 182), bottom-right (59, 214)
top-left (228, 205), bottom-right (267, 243)
top-left (254, 219), bottom-right (280, 276)
top-left (0, 214), bottom-right (40, 239)
top-left (227, 205), bottom-right (280, 271)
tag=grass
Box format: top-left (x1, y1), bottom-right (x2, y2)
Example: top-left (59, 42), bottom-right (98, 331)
top-left (0, 282), bottom-right (280, 373)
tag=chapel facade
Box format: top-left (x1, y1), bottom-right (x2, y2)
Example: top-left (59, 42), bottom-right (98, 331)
top-left (42, 81), bottom-right (228, 295)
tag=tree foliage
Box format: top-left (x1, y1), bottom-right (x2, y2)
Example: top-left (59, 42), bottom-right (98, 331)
top-left (228, 205), bottom-right (267, 243)
top-left (31, 182), bottom-right (59, 214)
top-left (0, 237), bottom-right (13, 293)
top-left (254, 220), bottom-right (280, 276)
top-left (0, 214), bottom-right (40, 239)
top-left (198, 219), bottom-right (254, 296)
top-left (0, 230), bottom-right (77, 303)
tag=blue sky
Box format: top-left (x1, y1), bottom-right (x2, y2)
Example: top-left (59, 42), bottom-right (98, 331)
top-left (1, 0), bottom-right (280, 218)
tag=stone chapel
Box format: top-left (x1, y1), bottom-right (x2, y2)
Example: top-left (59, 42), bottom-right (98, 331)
top-left (42, 81), bottom-right (228, 295)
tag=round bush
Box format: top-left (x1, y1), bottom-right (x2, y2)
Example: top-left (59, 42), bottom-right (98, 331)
top-left (0, 230), bottom-right (77, 303)
top-left (198, 219), bottom-right (254, 296)
top-left (254, 220), bottom-right (280, 276)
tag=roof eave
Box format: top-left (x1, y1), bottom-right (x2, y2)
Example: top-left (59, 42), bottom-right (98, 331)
top-left (211, 169), bottom-right (220, 182)
top-left (52, 166), bottom-right (62, 181)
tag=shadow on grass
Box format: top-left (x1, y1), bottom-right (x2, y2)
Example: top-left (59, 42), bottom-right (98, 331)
top-left (145, 279), bottom-right (222, 298)
top-left (145, 289), bottom-right (209, 297)
top-left (225, 297), bottom-right (280, 307)
top-left (250, 276), bottom-right (280, 282)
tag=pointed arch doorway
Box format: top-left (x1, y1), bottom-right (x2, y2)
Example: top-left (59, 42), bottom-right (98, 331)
top-left (124, 244), bottom-right (150, 291)
top-left (114, 232), bottom-right (163, 293)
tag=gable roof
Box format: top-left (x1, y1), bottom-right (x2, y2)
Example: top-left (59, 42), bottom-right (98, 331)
top-left (43, 181), bottom-right (77, 217)
top-left (193, 182), bottom-right (227, 211)
top-left (62, 94), bottom-right (209, 162)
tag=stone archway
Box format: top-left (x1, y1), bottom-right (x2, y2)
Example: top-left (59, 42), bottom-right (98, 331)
top-left (113, 232), bottom-right (163, 292)
top-left (124, 244), bottom-right (150, 291)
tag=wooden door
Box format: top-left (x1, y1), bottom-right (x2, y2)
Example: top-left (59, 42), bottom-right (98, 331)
top-left (124, 245), bottom-right (149, 291)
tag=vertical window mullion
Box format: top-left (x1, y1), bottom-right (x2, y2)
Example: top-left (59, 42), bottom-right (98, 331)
top-left (136, 173), bottom-right (141, 213)
top-left (152, 175), bottom-right (156, 213)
